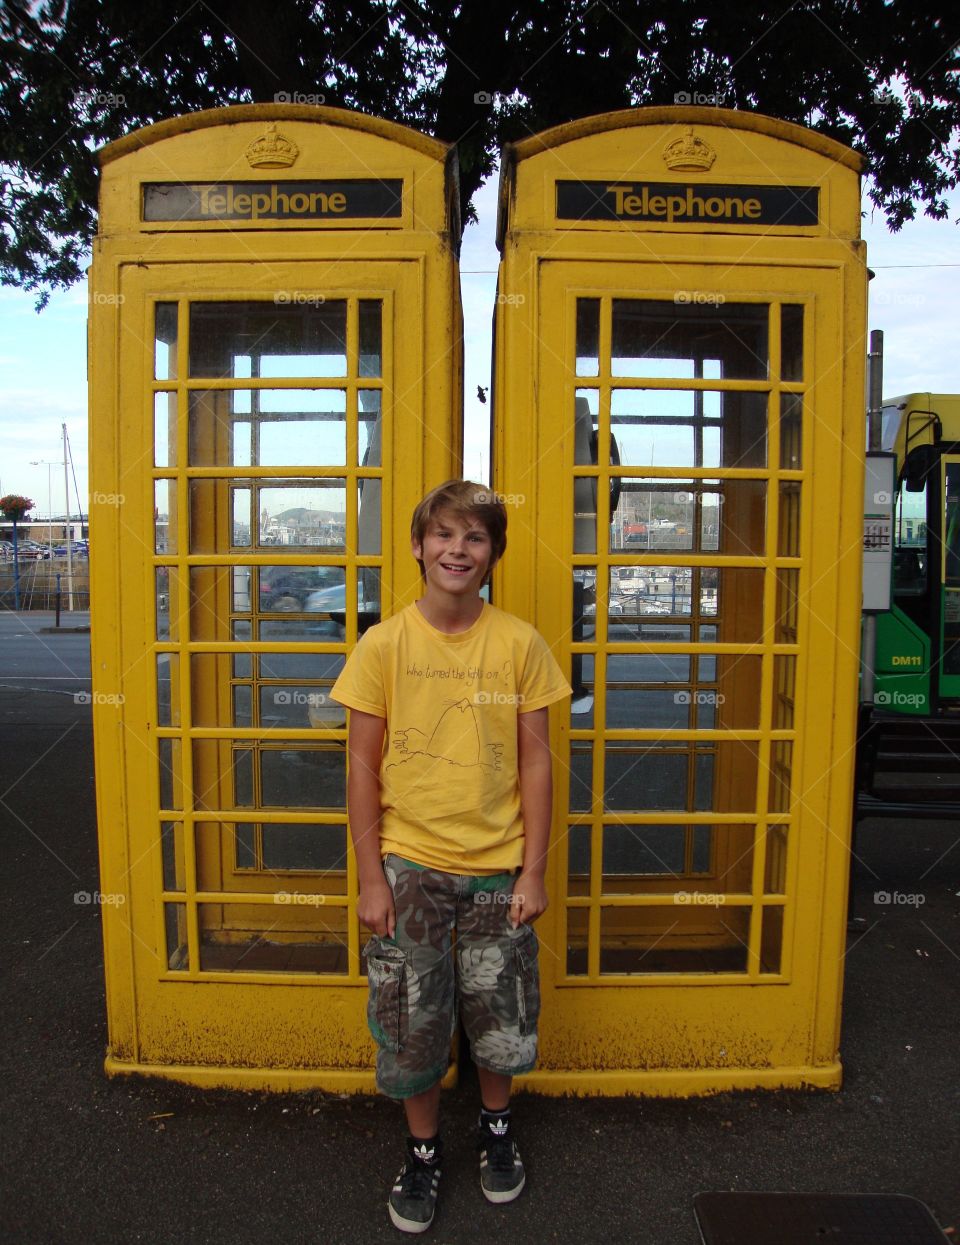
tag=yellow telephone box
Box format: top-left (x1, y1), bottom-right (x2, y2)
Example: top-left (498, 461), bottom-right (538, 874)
top-left (492, 107), bottom-right (867, 1094)
top-left (89, 105), bottom-right (461, 1088)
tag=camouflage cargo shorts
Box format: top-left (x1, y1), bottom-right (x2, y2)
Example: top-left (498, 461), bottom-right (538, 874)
top-left (362, 853), bottom-right (541, 1100)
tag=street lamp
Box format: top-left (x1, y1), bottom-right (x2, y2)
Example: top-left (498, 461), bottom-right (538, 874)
top-left (29, 459), bottom-right (59, 562)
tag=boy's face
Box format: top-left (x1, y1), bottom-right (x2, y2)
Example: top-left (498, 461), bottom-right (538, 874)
top-left (411, 509), bottom-right (495, 600)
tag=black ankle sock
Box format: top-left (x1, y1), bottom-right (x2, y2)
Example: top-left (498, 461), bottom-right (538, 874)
top-left (479, 1105), bottom-right (511, 1132)
top-left (408, 1133), bottom-right (441, 1163)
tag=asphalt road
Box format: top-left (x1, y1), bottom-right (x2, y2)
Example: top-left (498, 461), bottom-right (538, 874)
top-left (1, 611), bottom-right (957, 1244)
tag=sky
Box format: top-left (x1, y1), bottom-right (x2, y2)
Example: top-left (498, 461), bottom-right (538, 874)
top-left (0, 173), bottom-right (957, 518)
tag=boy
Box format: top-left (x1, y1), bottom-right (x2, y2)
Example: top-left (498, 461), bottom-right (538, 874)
top-left (329, 479), bottom-right (571, 1234)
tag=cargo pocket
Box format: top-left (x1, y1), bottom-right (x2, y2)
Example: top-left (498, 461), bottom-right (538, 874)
top-left (364, 937), bottom-right (407, 1053)
top-left (512, 924), bottom-right (541, 1037)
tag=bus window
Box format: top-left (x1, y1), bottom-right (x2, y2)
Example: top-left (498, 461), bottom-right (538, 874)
top-left (893, 479), bottom-right (927, 596)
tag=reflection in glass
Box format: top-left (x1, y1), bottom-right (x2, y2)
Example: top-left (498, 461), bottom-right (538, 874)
top-left (189, 301), bottom-right (347, 378)
top-left (233, 487), bottom-right (251, 547)
top-left (156, 653), bottom-right (179, 727)
top-left (154, 302), bottom-right (178, 380)
top-left (760, 905), bottom-right (784, 973)
top-left (572, 477), bottom-right (597, 555)
top-left (198, 903), bottom-right (349, 974)
top-left (599, 824), bottom-right (715, 885)
top-left (569, 743), bottom-right (592, 812)
top-left (608, 565), bottom-right (764, 644)
top-left (776, 568), bottom-right (800, 644)
top-left (570, 653), bottom-right (594, 727)
top-left (158, 737), bottom-right (182, 810)
top-left (566, 907), bottom-right (589, 975)
top-left (599, 907), bottom-right (749, 974)
top-left (358, 301), bottom-right (382, 377)
top-left (233, 684), bottom-right (252, 727)
top-left (359, 390), bottom-right (383, 466)
top-left (769, 740), bottom-right (793, 814)
top-left (261, 747), bottom-right (346, 807)
top-left (161, 822), bottom-right (184, 892)
top-left (573, 389), bottom-right (599, 465)
top-left (764, 825), bottom-right (789, 893)
top-left (576, 298), bottom-right (600, 375)
top-left (572, 568), bottom-right (596, 641)
top-left (188, 389), bottom-right (347, 467)
top-left (567, 825), bottom-right (591, 895)
top-left (604, 739), bottom-right (758, 813)
top-left (779, 481), bottom-right (801, 558)
top-left (260, 482), bottom-right (346, 548)
top-left (357, 477), bottom-right (381, 554)
top-left (610, 389), bottom-right (767, 468)
top-left (611, 299), bottom-right (768, 380)
top-left (780, 304), bottom-right (804, 381)
top-left (165, 903), bottom-right (188, 970)
top-left (156, 567), bottom-right (171, 640)
top-left (780, 393), bottom-right (803, 469)
top-left (155, 480), bottom-right (175, 554)
top-left (155, 392), bottom-right (177, 467)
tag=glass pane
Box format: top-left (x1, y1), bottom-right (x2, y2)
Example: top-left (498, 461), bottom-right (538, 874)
top-left (259, 653), bottom-right (345, 679)
top-left (155, 567), bottom-right (171, 640)
top-left (566, 907), bottom-right (589, 975)
top-left (264, 822), bottom-right (347, 871)
top-left (573, 389), bottom-right (599, 466)
top-left (603, 823), bottom-right (687, 878)
top-left (764, 825), bottom-right (789, 893)
top-left (567, 826), bottom-right (591, 896)
top-left (769, 740), bottom-right (794, 814)
top-left (188, 389), bottom-right (347, 467)
top-left (576, 298), bottom-right (600, 375)
top-left (259, 564), bottom-right (345, 613)
top-left (358, 390), bottom-right (382, 466)
top-left (161, 821), bottom-right (185, 892)
top-left (773, 656), bottom-right (796, 730)
top-left (778, 482), bottom-right (801, 558)
top-left (610, 479), bottom-right (766, 557)
top-left (260, 482), bottom-right (346, 548)
top-left (569, 742), bottom-right (592, 811)
top-left (775, 569), bottom-right (800, 644)
top-left (164, 903), bottom-right (188, 970)
top-left (572, 568), bottom-right (596, 641)
top-left (760, 905), bottom-right (784, 973)
top-left (358, 300), bottom-right (382, 377)
top-left (357, 477), bottom-right (381, 555)
top-left (260, 685), bottom-right (345, 729)
top-left (261, 747), bottom-right (346, 808)
top-left (156, 653), bottom-right (179, 726)
top-left (154, 302), bottom-right (178, 381)
top-left (154, 391), bottom-right (177, 467)
top-left (600, 824), bottom-right (732, 891)
top-left (612, 299), bottom-right (768, 380)
top-left (611, 389), bottom-right (767, 469)
top-left (600, 906), bottom-right (748, 973)
top-left (155, 479), bottom-right (175, 554)
top-left (570, 653), bottom-right (594, 727)
top-left (604, 740), bottom-right (758, 813)
top-left (198, 903), bottom-right (348, 974)
top-left (573, 477), bottom-right (597, 555)
top-left (609, 565), bottom-right (765, 644)
top-left (158, 737), bottom-right (182, 810)
top-left (233, 684), bottom-right (252, 726)
top-left (188, 301), bottom-right (347, 378)
top-left (780, 393), bottom-right (803, 469)
top-left (780, 304), bottom-right (803, 381)
top-left (233, 487), bottom-right (251, 547)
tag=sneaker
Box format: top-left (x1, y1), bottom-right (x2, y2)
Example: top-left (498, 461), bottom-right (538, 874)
top-left (388, 1137), bottom-right (442, 1234)
top-left (478, 1115), bottom-right (525, 1203)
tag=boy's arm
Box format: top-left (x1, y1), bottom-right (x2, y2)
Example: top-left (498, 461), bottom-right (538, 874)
top-left (346, 708), bottom-right (395, 938)
top-left (512, 706), bottom-right (553, 927)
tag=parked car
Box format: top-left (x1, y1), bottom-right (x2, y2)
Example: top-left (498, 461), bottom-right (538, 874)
top-left (258, 565), bottom-right (343, 612)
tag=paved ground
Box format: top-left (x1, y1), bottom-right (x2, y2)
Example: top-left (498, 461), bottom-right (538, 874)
top-left (1, 611), bottom-right (957, 1244)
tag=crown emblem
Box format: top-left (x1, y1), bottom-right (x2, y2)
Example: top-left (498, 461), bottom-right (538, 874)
top-left (245, 123), bottom-right (299, 169)
top-left (662, 127), bottom-right (716, 172)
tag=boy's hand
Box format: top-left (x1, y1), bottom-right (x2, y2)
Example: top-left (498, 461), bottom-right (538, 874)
top-left (509, 871), bottom-right (548, 927)
top-left (358, 878), bottom-right (396, 939)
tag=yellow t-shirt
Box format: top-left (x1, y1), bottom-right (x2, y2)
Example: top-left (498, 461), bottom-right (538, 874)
top-left (329, 601), bottom-right (572, 873)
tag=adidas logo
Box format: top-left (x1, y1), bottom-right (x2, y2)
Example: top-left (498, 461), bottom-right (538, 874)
top-left (413, 1143), bottom-right (436, 1163)
top-left (490, 1118), bottom-right (509, 1136)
